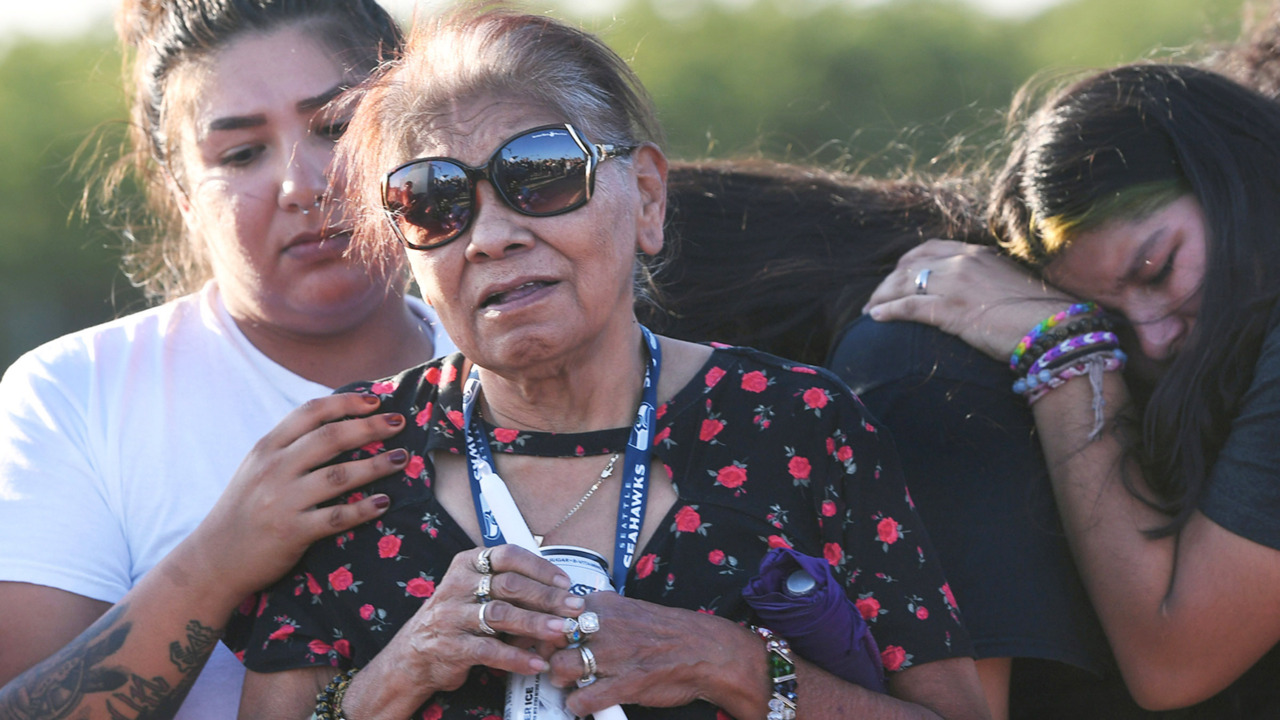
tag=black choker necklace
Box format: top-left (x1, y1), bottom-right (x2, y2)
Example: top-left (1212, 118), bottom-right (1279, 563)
top-left (475, 412), bottom-right (631, 458)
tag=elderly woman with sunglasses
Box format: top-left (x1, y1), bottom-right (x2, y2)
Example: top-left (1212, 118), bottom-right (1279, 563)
top-left (232, 6), bottom-right (989, 720)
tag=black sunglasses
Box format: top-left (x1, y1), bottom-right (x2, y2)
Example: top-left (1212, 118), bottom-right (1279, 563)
top-left (382, 123), bottom-right (635, 250)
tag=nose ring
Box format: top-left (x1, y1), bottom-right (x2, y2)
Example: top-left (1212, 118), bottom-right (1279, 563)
top-left (300, 198), bottom-right (322, 216)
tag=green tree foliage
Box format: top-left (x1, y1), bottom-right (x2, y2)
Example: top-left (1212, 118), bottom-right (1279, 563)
top-left (0, 34), bottom-right (143, 370)
top-left (0, 0), bottom-right (1253, 370)
top-left (1026, 0), bottom-right (1247, 68)
top-left (600, 0), bottom-right (1032, 168)
top-left (596, 0), bottom-right (1248, 166)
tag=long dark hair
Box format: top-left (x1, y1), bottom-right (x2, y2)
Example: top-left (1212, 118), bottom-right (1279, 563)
top-left (989, 63), bottom-right (1280, 532)
top-left (99, 0), bottom-right (401, 301)
top-left (642, 158), bottom-right (986, 365)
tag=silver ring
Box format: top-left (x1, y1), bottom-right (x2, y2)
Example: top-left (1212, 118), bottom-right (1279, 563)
top-left (914, 268), bottom-right (932, 296)
top-left (577, 611), bottom-right (600, 637)
top-left (477, 601), bottom-right (497, 635)
top-left (475, 573), bottom-right (492, 603)
top-left (576, 645), bottom-right (597, 687)
top-left (475, 547), bottom-right (494, 574)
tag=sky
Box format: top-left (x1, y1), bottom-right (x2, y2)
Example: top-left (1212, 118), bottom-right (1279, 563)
top-left (2, 0), bottom-right (1065, 39)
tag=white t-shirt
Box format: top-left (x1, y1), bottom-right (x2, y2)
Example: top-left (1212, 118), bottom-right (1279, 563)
top-left (0, 282), bottom-right (454, 720)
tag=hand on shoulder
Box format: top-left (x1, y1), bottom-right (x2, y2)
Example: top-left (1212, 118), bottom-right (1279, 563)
top-left (863, 240), bottom-right (1076, 362)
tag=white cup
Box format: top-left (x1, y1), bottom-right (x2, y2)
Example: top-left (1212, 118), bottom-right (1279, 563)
top-left (504, 546), bottom-right (612, 720)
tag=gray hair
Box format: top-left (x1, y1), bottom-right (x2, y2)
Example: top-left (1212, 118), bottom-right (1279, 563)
top-left (339, 2), bottom-right (667, 304)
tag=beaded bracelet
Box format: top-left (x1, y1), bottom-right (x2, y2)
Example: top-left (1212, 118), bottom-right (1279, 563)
top-left (1014, 331), bottom-right (1118, 396)
top-left (1015, 314), bottom-right (1114, 373)
top-left (314, 667), bottom-right (359, 720)
top-left (1024, 351), bottom-right (1127, 404)
top-left (1027, 331), bottom-right (1121, 376)
top-left (1009, 302), bottom-right (1099, 371)
top-left (751, 626), bottom-right (798, 720)
top-left (1014, 342), bottom-right (1126, 397)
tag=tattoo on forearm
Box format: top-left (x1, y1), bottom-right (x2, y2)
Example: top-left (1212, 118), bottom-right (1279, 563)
top-left (169, 621), bottom-right (219, 675)
top-left (0, 605), bottom-right (131, 720)
top-left (0, 604), bottom-right (222, 720)
top-left (107, 675), bottom-right (173, 719)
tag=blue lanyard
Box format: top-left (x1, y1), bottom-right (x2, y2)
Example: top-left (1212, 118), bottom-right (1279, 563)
top-left (463, 326), bottom-right (660, 595)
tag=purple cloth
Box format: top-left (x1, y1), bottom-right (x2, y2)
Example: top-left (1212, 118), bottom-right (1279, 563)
top-left (742, 547), bottom-right (887, 693)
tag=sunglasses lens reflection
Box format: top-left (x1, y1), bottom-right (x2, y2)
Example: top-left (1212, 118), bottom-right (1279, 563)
top-left (385, 125), bottom-right (599, 249)
top-left (388, 161), bottom-right (473, 248)
top-left (497, 128), bottom-right (590, 215)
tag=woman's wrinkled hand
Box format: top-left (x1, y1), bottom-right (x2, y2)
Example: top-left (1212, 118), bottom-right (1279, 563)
top-left (863, 240), bottom-right (1079, 362)
top-left (343, 545), bottom-right (585, 717)
top-left (187, 392), bottom-right (410, 599)
top-left (546, 591), bottom-right (755, 716)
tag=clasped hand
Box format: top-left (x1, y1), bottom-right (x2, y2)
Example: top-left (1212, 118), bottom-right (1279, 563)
top-left (356, 545), bottom-right (584, 708)
top-left (359, 546), bottom-right (750, 717)
top-left (545, 590), bottom-right (754, 717)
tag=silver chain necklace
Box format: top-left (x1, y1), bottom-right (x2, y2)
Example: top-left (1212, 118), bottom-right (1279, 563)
top-left (533, 452), bottom-right (620, 546)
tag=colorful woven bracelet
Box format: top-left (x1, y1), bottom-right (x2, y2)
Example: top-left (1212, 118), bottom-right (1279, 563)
top-left (1036, 341), bottom-right (1123, 375)
top-left (1025, 356), bottom-right (1125, 404)
top-left (314, 667), bottom-right (359, 720)
top-left (751, 626), bottom-right (798, 720)
top-left (1015, 348), bottom-right (1126, 397)
top-left (1016, 314), bottom-right (1114, 373)
top-left (1009, 302), bottom-right (1099, 371)
top-left (1019, 350), bottom-right (1127, 403)
top-left (1028, 331), bottom-right (1121, 376)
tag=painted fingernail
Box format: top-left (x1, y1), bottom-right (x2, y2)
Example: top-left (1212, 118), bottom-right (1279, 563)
top-left (372, 494), bottom-right (391, 509)
top-left (565, 596), bottom-right (585, 610)
top-left (360, 393), bottom-right (381, 405)
top-left (387, 449), bottom-right (408, 463)
top-left (385, 413), bottom-right (404, 427)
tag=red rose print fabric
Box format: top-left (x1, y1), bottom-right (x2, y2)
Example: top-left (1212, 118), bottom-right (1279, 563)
top-left (230, 347), bottom-right (971, 720)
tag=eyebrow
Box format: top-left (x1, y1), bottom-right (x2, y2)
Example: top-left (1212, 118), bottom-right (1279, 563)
top-left (204, 84), bottom-right (346, 134)
top-left (1117, 227), bottom-right (1165, 291)
top-left (297, 85), bottom-right (346, 114)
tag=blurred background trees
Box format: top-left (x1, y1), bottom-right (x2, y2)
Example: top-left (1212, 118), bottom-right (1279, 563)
top-left (0, 0), bottom-right (1253, 370)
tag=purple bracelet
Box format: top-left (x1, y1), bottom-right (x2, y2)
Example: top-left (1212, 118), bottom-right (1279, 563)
top-left (1028, 331), bottom-right (1120, 376)
top-left (1025, 353), bottom-right (1127, 404)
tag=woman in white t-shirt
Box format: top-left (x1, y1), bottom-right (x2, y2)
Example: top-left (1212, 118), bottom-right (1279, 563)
top-left (0, 2), bottom-right (450, 718)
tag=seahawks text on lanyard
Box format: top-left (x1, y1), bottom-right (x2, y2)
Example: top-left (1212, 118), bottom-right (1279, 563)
top-left (463, 326), bottom-right (660, 595)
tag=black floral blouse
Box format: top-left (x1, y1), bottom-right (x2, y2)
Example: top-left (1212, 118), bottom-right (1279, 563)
top-left (231, 345), bottom-right (971, 720)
